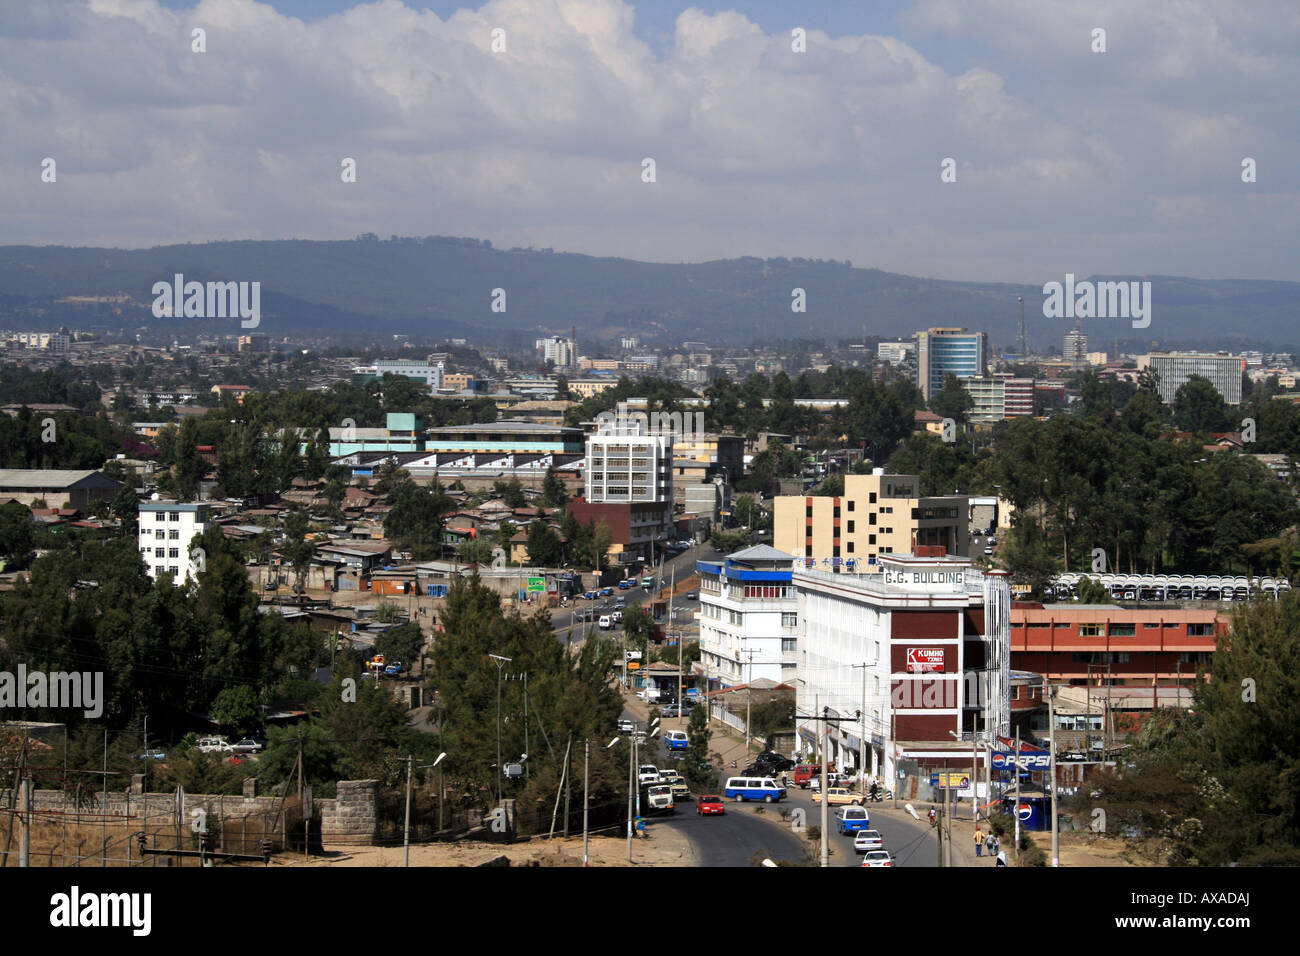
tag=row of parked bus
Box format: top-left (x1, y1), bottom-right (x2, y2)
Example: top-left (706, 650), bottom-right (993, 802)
top-left (1048, 573), bottom-right (1292, 604)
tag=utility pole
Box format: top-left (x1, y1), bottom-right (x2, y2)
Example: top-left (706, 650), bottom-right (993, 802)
top-left (582, 739), bottom-right (590, 867)
top-left (741, 648), bottom-right (758, 753)
top-left (891, 710), bottom-right (898, 810)
top-left (971, 734), bottom-right (979, 823)
top-left (945, 779), bottom-right (953, 867)
top-left (1017, 295), bottom-right (1027, 361)
top-left (1048, 679), bottom-right (1059, 867)
top-left (819, 703), bottom-right (829, 868)
top-left (403, 754), bottom-right (412, 867)
top-left (489, 654), bottom-right (512, 803)
top-left (563, 731), bottom-right (573, 838)
top-left (852, 663), bottom-right (868, 786)
top-left (1013, 727), bottom-right (1021, 863)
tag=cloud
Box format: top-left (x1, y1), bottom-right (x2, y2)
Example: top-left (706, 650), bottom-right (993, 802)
top-left (0, 0), bottom-right (1294, 283)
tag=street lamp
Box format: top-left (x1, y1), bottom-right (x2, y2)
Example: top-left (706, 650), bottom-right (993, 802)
top-left (488, 654), bottom-right (512, 803)
top-left (607, 735), bottom-right (634, 861)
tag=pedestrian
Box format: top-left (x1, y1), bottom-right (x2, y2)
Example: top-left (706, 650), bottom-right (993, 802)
top-left (986, 832), bottom-right (996, 859)
top-left (974, 825), bottom-right (984, 857)
top-left (996, 848), bottom-right (1008, 867)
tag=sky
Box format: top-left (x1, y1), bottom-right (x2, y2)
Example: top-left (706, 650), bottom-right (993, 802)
top-left (2, 0), bottom-right (1297, 284)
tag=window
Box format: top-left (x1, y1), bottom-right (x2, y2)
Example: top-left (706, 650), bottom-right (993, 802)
top-left (1109, 623), bottom-right (1136, 636)
top-left (1078, 624), bottom-right (1102, 637)
top-left (847, 520), bottom-right (855, 533)
top-left (169, 512), bottom-right (180, 522)
top-left (869, 535), bottom-right (876, 545)
top-left (869, 492), bottom-right (876, 503)
top-left (1187, 623), bottom-right (1214, 636)
top-left (847, 542), bottom-right (855, 554)
top-left (1143, 622), bottom-right (1160, 629)
top-left (168, 529), bottom-right (180, 540)
top-left (869, 513), bottom-right (876, 525)
top-left (155, 529), bottom-right (165, 540)
top-left (1054, 622), bottom-right (1070, 630)
top-left (1027, 622), bottom-right (1050, 629)
top-left (155, 547), bottom-right (166, 557)
top-left (782, 613), bottom-right (798, 628)
top-left (781, 638), bottom-right (797, 652)
top-left (168, 566), bottom-right (179, 575)
top-left (168, 548), bottom-right (179, 558)
top-left (847, 500), bottom-right (855, 512)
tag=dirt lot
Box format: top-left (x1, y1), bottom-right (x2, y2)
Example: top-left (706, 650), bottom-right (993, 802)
top-left (267, 828), bottom-right (696, 868)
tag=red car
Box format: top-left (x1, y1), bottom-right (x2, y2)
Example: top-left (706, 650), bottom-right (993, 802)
top-left (696, 795), bottom-right (726, 816)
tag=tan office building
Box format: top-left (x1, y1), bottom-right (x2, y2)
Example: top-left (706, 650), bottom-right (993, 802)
top-left (773, 470), bottom-right (969, 571)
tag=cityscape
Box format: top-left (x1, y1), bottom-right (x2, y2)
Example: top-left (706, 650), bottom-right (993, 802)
top-left (0, 0), bottom-right (1292, 936)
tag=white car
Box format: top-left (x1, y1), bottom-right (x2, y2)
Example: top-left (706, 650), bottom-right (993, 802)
top-left (860, 850), bottom-right (893, 867)
top-left (598, 615), bottom-right (612, 629)
top-left (196, 736), bottom-right (232, 754)
top-left (853, 829), bottom-right (884, 853)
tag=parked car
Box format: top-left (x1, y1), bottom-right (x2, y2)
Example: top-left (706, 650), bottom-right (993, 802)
top-left (811, 787), bottom-right (866, 806)
top-left (754, 752), bottom-right (795, 773)
top-left (853, 830), bottom-right (884, 853)
top-left (230, 738), bottom-right (264, 754)
top-left (658, 702), bottom-right (693, 718)
top-left (618, 719), bottom-right (636, 734)
top-left (618, 580), bottom-right (632, 590)
top-left (696, 795), bottom-right (726, 816)
top-left (598, 615), bottom-right (612, 629)
top-left (135, 749), bottom-right (166, 761)
top-left (583, 591), bottom-right (598, 600)
top-left (197, 736), bottom-right (232, 754)
top-left (384, 661), bottom-right (405, 676)
top-left (807, 771), bottom-right (850, 791)
top-left (612, 611), bottom-right (623, 624)
top-left (599, 587), bottom-right (614, 596)
top-left (860, 850), bottom-right (894, 867)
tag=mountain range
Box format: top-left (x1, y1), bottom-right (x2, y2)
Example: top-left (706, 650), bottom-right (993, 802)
top-left (1, 237), bottom-right (1295, 353)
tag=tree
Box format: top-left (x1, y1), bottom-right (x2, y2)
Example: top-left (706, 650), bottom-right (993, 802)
top-left (1173, 376), bottom-right (1231, 433)
top-left (384, 479), bottom-right (453, 560)
top-left (525, 520), bottom-right (564, 567)
top-left (458, 537), bottom-right (494, 565)
top-left (493, 478), bottom-right (527, 509)
top-left (1075, 576), bottom-right (1111, 604)
top-left (929, 374), bottom-right (974, 424)
top-left (541, 467), bottom-right (569, 509)
top-left (682, 705), bottom-right (717, 791)
top-left (375, 622), bottom-right (424, 666)
top-left (281, 509), bottom-right (316, 591)
top-left (209, 685), bottom-right (263, 738)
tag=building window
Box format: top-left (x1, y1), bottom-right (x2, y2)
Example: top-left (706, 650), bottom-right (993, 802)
top-left (1109, 623), bottom-right (1136, 636)
top-left (781, 638), bottom-right (797, 652)
top-left (169, 529), bottom-right (180, 540)
top-left (169, 512), bottom-right (180, 522)
top-left (847, 520), bottom-right (855, 533)
top-left (869, 493), bottom-right (876, 503)
top-left (869, 535), bottom-right (876, 545)
top-left (869, 513), bottom-right (876, 525)
top-left (168, 548), bottom-right (179, 558)
top-left (1078, 624), bottom-right (1102, 637)
top-left (155, 547), bottom-right (166, 557)
top-left (169, 566), bottom-right (179, 575)
top-left (782, 612), bottom-right (798, 627)
top-left (1187, 623), bottom-right (1214, 636)
top-left (155, 529), bottom-right (165, 540)
top-left (847, 542), bottom-right (855, 554)
top-left (847, 501), bottom-right (855, 512)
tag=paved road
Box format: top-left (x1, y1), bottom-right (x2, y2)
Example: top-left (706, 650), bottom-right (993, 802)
top-left (656, 799), bottom-right (812, 867)
top-left (781, 788), bottom-right (940, 867)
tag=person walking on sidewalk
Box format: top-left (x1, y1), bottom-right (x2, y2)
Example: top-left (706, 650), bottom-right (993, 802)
top-left (974, 825), bottom-right (984, 857)
top-left (996, 848), bottom-right (1008, 867)
top-left (985, 831), bottom-right (996, 859)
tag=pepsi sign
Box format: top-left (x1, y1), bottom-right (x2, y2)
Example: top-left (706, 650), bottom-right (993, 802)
top-left (992, 751), bottom-right (1051, 771)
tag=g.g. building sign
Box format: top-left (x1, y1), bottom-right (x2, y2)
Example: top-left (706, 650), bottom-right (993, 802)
top-left (881, 568), bottom-right (966, 591)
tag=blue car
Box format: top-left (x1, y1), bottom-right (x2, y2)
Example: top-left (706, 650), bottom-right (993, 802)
top-left (618, 580), bottom-right (632, 590)
top-left (583, 591), bottom-right (598, 600)
top-left (599, 587), bottom-right (614, 596)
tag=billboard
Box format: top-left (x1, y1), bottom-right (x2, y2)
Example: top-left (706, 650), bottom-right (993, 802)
top-left (992, 751), bottom-right (1052, 771)
top-left (526, 577), bottom-right (546, 592)
top-left (907, 648), bottom-right (945, 673)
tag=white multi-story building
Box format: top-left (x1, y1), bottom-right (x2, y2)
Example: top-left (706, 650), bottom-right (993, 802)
top-left (696, 545), bottom-right (800, 689)
top-left (794, 550), bottom-right (1011, 784)
top-left (138, 500), bottom-right (209, 584)
top-left (535, 336), bottom-right (575, 369)
top-left (877, 341), bottom-right (915, 366)
top-left (367, 359), bottom-right (444, 388)
top-left (1138, 352), bottom-right (1244, 405)
top-left (585, 417), bottom-right (673, 505)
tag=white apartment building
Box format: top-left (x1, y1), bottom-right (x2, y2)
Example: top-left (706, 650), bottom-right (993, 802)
top-left (535, 336), bottom-right (575, 368)
top-left (585, 418), bottom-right (673, 505)
top-left (696, 545), bottom-right (800, 689)
top-left (794, 550), bottom-right (1011, 784)
top-left (138, 500), bottom-right (209, 584)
